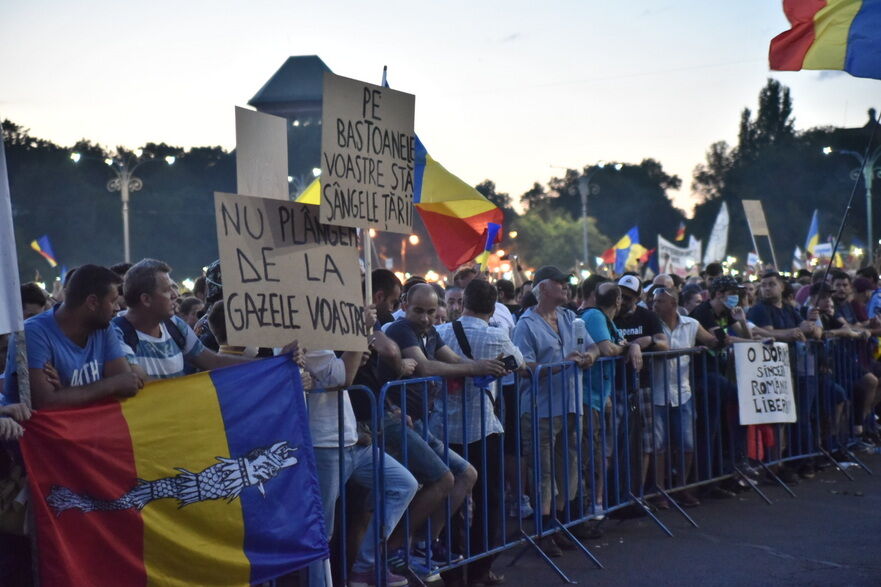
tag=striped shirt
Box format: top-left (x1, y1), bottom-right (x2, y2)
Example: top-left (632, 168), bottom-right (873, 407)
top-left (114, 314), bottom-right (204, 379)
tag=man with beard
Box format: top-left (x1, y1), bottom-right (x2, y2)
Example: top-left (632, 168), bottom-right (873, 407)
top-left (3, 264), bottom-right (143, 409)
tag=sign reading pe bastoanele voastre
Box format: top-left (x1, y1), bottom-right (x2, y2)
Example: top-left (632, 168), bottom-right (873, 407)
top-left (320, 72), bottom-right (415, 234)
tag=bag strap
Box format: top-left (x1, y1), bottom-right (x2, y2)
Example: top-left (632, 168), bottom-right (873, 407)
top-left (452, 319), bottom-right (496, 406)
top-left (452, 320), bottom-right (473, 359)
top-left (112, 316), bottom-right (139, 352)
top-left (163, 318), bottom-right (187, 351)
top-left (112, 316), bottom-right (186, 352)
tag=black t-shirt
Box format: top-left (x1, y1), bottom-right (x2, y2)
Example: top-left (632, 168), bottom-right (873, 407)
top-left (380, 318), bottom-right (447, 419)
top-left (689, 300), bottom-right (731, 373)
top-left (690, 300), bottom-right (732, 333)
top-left (614, 306), bottom-right (663, 388)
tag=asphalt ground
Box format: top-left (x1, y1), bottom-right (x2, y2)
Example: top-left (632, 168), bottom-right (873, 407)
top-left (492, 454), bottom-right (881, 587)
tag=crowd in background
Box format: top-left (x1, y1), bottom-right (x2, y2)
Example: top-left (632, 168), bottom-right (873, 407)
top-left (2, 257), bottom-right (881, 587)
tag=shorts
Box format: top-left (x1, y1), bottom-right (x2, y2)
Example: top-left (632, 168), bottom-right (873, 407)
top-left (520, 412), bottom-right (581, 512)
top-left (652, 399), bottom-right (695, 452)
top-left (382, 415), bottom-right (469, 484)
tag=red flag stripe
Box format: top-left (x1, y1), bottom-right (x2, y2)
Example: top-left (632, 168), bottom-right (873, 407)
top-left (21, 400), bottom-right (146, 587)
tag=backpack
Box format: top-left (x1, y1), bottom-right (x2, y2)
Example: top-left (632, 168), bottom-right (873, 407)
top-left (112, 315), bottom-right (186, 353)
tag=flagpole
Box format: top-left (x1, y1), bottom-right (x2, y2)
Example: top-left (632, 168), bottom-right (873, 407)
top-left (818, 110), bottom-right (881, 287)
top-left (363, 65), bottom-right (391, 310)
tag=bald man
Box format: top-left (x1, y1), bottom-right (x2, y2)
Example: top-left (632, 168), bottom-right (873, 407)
top-left (380, 283), bottom-right (507, 574)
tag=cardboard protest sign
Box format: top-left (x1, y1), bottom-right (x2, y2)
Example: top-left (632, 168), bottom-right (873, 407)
top-left (320, 73), bottom-right (415, 233)
top-left (657, 235), bottom-right (701, 277)
top-left (742, 200), bottom-right (770, 236)
top-left (214, 192), bottom-right (367, 351)
top-left (734, 342), bottom-right (797, 425)
top-left (235, 107), bottom-right (289, 200)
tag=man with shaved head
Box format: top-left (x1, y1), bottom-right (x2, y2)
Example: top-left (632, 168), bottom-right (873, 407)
top-left (380, 283), bottom-right (508, 577)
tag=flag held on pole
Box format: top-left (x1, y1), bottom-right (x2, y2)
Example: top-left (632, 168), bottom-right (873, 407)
top-left (30, 235), bottom-right (58, 267)
top-left (769, 0), bottom-right (881, 80)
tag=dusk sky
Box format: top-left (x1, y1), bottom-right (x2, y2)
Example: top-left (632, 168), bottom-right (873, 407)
top-left (2, 0), bottom-right (878, 214)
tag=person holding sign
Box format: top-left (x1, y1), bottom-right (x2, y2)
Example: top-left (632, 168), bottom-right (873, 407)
top-left (112, 259), bottom-right (304, 381)
top-left (650, 287), bottom-right (721, 508)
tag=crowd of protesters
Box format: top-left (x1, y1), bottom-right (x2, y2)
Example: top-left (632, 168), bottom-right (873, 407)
top-left (2, 256), bottom-right (881, 587)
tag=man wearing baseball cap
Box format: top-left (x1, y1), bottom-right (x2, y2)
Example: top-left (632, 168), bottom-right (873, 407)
top-left (512, 265), bottom-right (596, 555)
top-left (689, 276), bottom-right (751, 342)
top-left (612, 274), bottom-right (669, 500)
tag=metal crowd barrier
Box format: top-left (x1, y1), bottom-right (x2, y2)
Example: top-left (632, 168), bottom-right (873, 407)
top-left (309, 339), bottom-right (874, 586)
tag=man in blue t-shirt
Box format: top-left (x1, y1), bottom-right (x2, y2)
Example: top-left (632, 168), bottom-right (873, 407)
top-left (3, 265), bottom-right (143, 409)
top-left (747, 271), bottom-right (820, 342)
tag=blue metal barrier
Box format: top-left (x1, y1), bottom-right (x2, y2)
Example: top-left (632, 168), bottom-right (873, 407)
top-left (309, 339), bottom-right (872, 586)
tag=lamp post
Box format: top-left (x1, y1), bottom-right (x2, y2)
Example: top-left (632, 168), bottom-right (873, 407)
top-left (401, 233), bottom-right (420, 272)
top-left (71, 149), bottom-right (175, 263)
top-left (575, 162), bottom-right (622, 270)
top-left (823, 145), bottom-right (881, 252)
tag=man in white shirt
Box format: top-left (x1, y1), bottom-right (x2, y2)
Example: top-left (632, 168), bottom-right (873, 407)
top-left (305, 309), bottom-right (419, 587)
top-left (650, 287), bottom-right (719, 509)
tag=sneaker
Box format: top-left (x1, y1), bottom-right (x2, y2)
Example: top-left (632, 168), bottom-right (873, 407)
top-left (798, 463), bottom-right (816, 479)
top-left (552, 532), bottom-right (577, 551)
top-left (348, 568), bottom-right (409, 587)
top-left (413, 540), bottom-right (463, 564)
top-left (388, 547), bottom-right (441, 583)
top-left (538, 536), bottom-right (562, 558)
top-left (677, 490), bottom-right (700, 508)
top-left (571, 520), bottom-right (603, 540)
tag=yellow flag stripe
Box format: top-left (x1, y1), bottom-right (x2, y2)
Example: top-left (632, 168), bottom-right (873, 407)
top-left (804, 0), bottom-right (862, 70)
top-left (121, 373), bottom-right (251, 587)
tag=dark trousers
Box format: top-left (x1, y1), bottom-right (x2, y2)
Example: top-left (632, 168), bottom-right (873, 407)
top-left (446, 433), bottom-right (503, 582)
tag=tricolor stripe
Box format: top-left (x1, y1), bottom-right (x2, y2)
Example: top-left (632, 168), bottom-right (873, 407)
top-left (413, 137), bottom-right (504, 270)
top-left (770, 0), bottom-right (881, 79)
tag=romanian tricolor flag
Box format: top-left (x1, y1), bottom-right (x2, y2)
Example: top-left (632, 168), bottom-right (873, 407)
top-left (601, 226), bottom-right (641, 274)
top-left (413, 137), bottom-right (503, 270)
top-left (675, 222), bottom-right (686, 242)
top-left (21, 356), bottom-right (327, 587)
top-left (30, 235), bottom-right (57, 267)
top-left (770, 0), bottom-right (881, 80)
top-left (805, 209), bottom-right (820, 256)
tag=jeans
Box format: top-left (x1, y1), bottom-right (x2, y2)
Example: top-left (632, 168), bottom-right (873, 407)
top-left (309, 444), bottom-right (418, 586)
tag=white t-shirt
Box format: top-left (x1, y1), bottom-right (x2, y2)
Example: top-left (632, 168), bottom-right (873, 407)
top-left (305, 350), bottom-right (358, 448)
top-left (652, 315), bottom-right (700, 407)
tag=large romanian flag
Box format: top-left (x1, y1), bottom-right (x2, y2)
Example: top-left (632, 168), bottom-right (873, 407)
top-left (412, 137), bottom-right (503, 270)
top-left (21, 355), bottom-right (327, 587)
top-left (770, 0), bottom-right (881, 80)
top-left (296, 138), bottom-right (503, 270)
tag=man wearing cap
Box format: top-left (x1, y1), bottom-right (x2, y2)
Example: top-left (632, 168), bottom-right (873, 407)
top-left (512, 265), bottom-right (596, 556)
top-left (688, 276), bottom-right (753, 485)
top-left (689, 276), bottom-right (752, 341)
top-left (612, 274), bottom-right (669, 499)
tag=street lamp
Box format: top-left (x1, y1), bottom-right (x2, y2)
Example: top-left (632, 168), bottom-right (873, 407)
top-left (823, 145), bottom-right (881, 252)
top-left (70, 149), bottom-right (176, 263)
top-left (401, 234), bottom-right (420, 271)
top-left (576, 162), bottom-right (622, 270)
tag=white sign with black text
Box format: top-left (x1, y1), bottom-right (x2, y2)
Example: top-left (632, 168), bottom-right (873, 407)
top-left (734, 342), bottom-right (797, 425)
